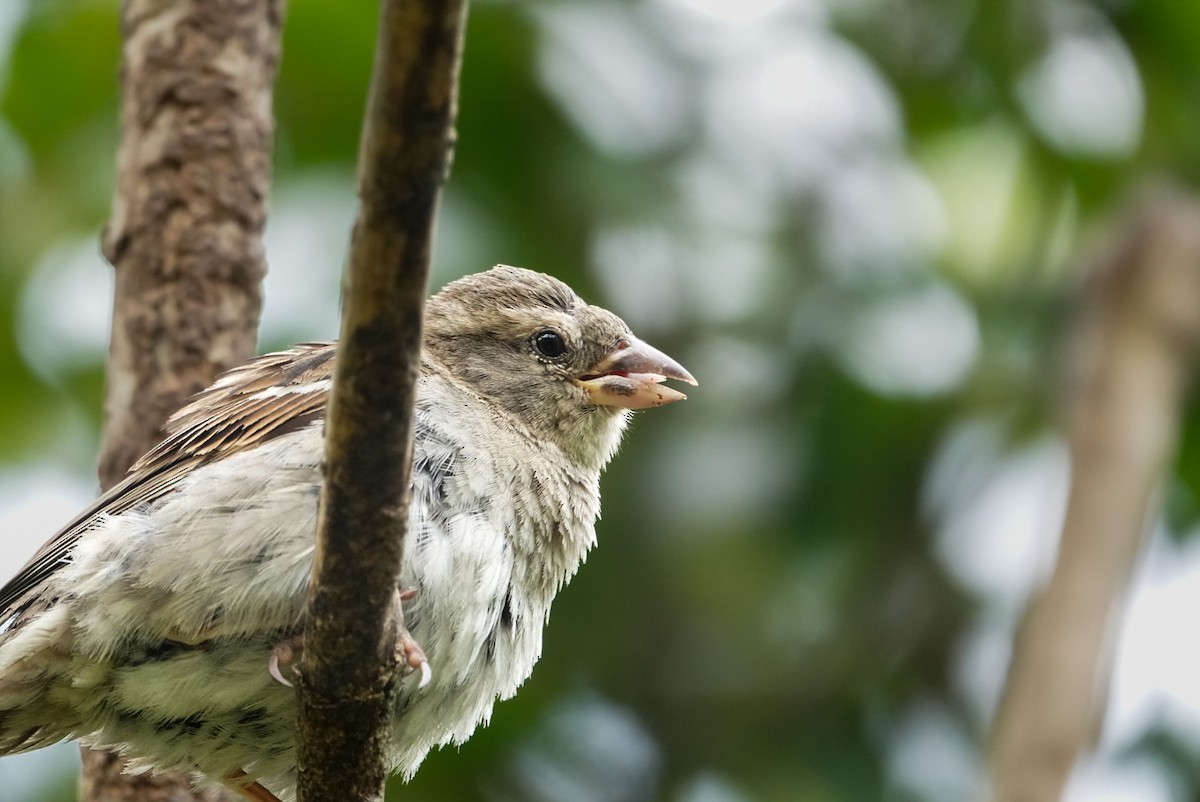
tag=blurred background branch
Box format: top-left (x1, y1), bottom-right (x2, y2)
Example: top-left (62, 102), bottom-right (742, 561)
top-left (991, 190), bottom-right (1200, 802)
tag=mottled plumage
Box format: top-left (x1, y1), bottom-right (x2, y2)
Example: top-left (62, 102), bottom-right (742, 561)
top-left (0, 266), bottom-right (694, 801)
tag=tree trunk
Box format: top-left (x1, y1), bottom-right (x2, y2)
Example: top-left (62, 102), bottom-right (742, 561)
top-left (85, 0), bottom-right (283, 799)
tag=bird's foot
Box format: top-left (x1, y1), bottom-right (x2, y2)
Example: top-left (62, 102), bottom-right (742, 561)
top-left (267, 635), bottom-right (304, 688)
top-left (265, 589), bottom-right (429, 689)
top-left (396, 628), bottom-right (432, 689)
top-left (393, 587), bottom-right (431, 689)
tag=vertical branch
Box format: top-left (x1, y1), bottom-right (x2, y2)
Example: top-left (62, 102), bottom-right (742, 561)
top-left (990, 191), bottom-right (1200, 802)
top-left (99, 0), bottom-right (282, 488)
top-left (294, 2), bottom-right (467, 801)
top-left (87, 0), bottom-right (282, 800)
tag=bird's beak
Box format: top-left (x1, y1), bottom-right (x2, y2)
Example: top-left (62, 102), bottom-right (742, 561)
top-left (576, 336), bottom-right (697, 409)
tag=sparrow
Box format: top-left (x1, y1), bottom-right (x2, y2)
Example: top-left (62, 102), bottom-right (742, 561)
top-left (0, 266), bottom-right (695, 802)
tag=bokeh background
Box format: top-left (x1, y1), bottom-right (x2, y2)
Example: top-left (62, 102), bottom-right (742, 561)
top-left (3, 1), bottom-right (1200, 800)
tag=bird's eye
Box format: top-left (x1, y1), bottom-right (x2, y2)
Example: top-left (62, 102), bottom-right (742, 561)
top-left (533, 329), bottom-right (568, 359)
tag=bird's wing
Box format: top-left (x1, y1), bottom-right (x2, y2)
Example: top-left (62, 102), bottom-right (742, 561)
top-left (0, 343), bottom-right (338, 619)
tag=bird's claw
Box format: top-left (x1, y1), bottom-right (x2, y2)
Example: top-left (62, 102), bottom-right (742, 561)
top-left (393, 586), bottom-right (431, 689)
top-left (267, 635), bottom-right (303, 688)
top-left (396, 629), bottom-right (432, 689)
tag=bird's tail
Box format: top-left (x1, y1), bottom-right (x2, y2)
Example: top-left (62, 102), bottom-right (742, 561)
top-left (0, 604), bottom-right (80, 755)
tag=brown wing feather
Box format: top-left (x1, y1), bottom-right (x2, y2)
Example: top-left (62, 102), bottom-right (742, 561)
top-left (0, 343), bottom-right (337, 618)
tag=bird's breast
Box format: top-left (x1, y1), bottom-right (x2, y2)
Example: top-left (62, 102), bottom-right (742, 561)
top-left (385, 406), bottom-right (602, 774)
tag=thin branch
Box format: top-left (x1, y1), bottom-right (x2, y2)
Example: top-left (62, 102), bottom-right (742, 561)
top-left (293, 2), bottom-right (467, 801)
top-left (990, 189), bottom-right (1200, 802)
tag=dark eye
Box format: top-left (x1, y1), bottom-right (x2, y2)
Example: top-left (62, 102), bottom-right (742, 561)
top-left (533, 329), bottom-right (568, 358)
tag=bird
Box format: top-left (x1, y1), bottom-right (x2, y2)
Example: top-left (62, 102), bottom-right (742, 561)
top-left (0, 265), bottom-right (695, 802)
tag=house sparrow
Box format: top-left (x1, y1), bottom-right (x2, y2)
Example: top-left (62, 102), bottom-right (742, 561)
top-left (0, 266), bottom-right (695, 802)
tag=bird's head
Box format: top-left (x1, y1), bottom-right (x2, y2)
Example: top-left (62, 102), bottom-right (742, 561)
top-left (424, 265), bottom-right (696, 468)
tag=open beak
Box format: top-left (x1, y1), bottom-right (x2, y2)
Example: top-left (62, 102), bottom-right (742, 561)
top-left (575, 336), bottom-right (697, 410)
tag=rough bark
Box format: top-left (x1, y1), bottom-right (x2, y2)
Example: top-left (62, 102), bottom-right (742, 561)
top-left (293, 1), bottom-right (467, 801)
top-left (86, 0), bottom-right (282, 799)
top-left (97, 0), bottom-right (281, 488)
top-left (990, 190), bottom-right (1200, 802)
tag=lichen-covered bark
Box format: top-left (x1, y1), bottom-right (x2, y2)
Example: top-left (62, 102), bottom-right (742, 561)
top-left (990, 189), bottom-right (1200, 802)
top-left (294, 2), bottom-right (467, 801)
top-left (86, 0), bottom-right (283, 799)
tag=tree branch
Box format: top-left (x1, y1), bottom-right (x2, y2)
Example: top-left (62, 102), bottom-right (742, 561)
top-left (294, 2), bottom-right (467, 801)
top-left (87, 0), bottom-right (282, 799)
top-left (990, 189), bottom-right (1200, 802)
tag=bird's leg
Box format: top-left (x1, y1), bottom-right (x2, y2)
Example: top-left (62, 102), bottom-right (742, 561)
top-left (267, 635), bottom-right (303, 688)
top-left (393, 586), bottom-right (431, 689)
top-left (224, 770), bottom-right (284, 802)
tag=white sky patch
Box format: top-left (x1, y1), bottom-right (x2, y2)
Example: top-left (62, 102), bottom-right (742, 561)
top-left (0, 117), bottom-right (30, 185)
top-left (836, 281), bottom-right (980, 397)
top-left (590, 226), bottom-right (685, 334)
top-left (675, 156), bottom-right (780, 235)
top-left (536, 5), bottom-right (691, 158)
top-left (505, 693), bottom-right (661, 802)
top-left (1064, 754), bottom-right (1173, 802)
top-left (817, 155), bottom-right (946, 278)
top-left (1017, 30), bottom-right (1143, 159)
top-left (0, 0), bottom-right (27, 94)
top-left (657, 0), bottom-right (792, 25)
top-left (1106, 534), bottom-right (1200, 751)
top-left (675, 771), bottom-right (754, 802)
top-left (0, 742), bottom-right (78, 802)
top-left (0, 464), bottom-right (95, 585)
top-left (705, 30), bottom-right (902, 195)
top-left (17, 237), bottom-right (112, 384)
top-left (648, 0), bottom-right (827, 58)
top-left (928, 423), bottom-right (1068, 612)
top-left (261, 173), bottom-right (356, 345)
top-left (646, 416), bottom-right (799, 537)
top-left (590, 224), bottom-right (774, 330)
top-left (885, 698), bottom-right (986, 802)
top-left (684, 236), bottom-right (775, 325)
top-left (683, 336), bottom-right (789, 411)
top-left (950, 618), bottom-right (1015, 730)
